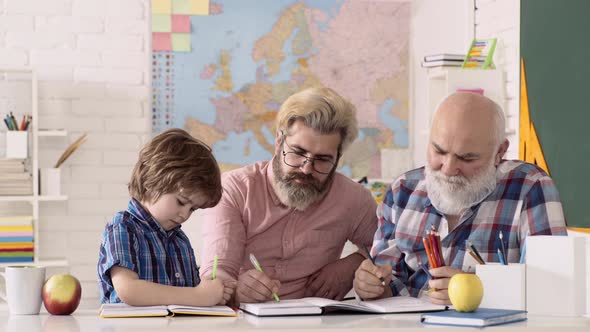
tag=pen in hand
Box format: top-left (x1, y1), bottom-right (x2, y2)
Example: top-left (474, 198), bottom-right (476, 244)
top-left (249, 253), bottom-right (280, 302)
top-left (362, 245), bottom-right (386, 286)
top-left (212, 255), bottom-right (218, 279)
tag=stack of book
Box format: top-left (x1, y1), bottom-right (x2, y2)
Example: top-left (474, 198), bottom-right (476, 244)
top-left (421, 54), bottom-right (465, 68)
top-left (0, 159), bottom-right (32, 195)
top-left (0, 216), bottom-right (34, 263)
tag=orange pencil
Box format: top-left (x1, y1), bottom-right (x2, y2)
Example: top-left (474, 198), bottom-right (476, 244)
top-left (422, 236), bottom-right (435, 268)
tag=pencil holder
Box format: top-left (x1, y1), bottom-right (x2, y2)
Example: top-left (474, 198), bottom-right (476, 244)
top-left (5, 131), bottom-right (28, 159)
top-left (476, 263), bottom-right (526, 311)
top-left (40, 168), bottom-right (61, 196)
top-left (526, 235), bottom-right (585, 316)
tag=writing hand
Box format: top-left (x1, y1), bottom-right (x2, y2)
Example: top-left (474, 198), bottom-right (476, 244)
top-left (235, 269), bottom-right (280, 304)
top-left (353, 258), bottom-right (393, 300)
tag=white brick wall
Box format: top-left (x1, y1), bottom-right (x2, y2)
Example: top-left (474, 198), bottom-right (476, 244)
top-left (475, 0), bottom-right (520, 159)
top-left (0, 0), bottom-right (150, 306)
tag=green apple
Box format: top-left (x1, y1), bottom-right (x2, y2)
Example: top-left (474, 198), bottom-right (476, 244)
top-left (42, 274), bottom-right (82, 315)
top-left (448, 273), bottom-right (483, 312)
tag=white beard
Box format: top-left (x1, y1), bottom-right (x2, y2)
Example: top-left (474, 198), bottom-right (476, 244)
top-left (425, 162), bottom-right (497, 215)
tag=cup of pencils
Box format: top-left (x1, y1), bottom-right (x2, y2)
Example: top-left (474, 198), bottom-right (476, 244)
top-left (4, 113), bottom-right (31, 159)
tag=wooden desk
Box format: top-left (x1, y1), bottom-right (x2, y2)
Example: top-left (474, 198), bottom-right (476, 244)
top-left (1, 309), bottom-right (589, 332)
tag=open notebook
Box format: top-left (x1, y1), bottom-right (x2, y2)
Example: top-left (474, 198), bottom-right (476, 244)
top-left (239, 296), bottom-right (446, 317)
top-left (99, 303), bottom-right (237, 318)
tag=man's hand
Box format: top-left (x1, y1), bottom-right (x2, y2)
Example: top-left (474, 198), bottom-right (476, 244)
top-left (304, 254), bottom-right (363, 300)
top-left (353, 258), bottom-right (393, 300)
top-left (235, 269), bottom-right (280, 304)
top-left (427, 266), bottom-right (464, 305)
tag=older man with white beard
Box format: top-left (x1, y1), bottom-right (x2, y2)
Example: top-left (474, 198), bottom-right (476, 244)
top-left (353, 92), bottom-right (567, 305)
top-left (200, 87), bottom-right (378, 305)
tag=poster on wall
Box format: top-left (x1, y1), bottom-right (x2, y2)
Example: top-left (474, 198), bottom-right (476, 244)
top-left (151, 0), bottom-right (410, 179)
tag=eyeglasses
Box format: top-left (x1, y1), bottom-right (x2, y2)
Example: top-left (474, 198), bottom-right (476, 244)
top-left (281, 137), bottom-right (336, 175)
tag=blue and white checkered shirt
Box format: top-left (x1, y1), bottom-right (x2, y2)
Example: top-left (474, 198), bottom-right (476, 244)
top-left (98, 198), bottom-right (200, 303)
top-left (372, 160), bottom-right (567, 297)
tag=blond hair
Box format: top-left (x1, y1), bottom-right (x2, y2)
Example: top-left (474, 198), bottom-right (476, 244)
top-left (128, 128), bottom-right (222, 207)
top-left (276, 87), bottom-right (358, 153)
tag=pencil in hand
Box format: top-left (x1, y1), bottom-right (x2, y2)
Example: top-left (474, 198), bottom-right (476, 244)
top-left (362, 245), bottom-right (385, 286)
top-left (249, 253), bottom-right (280, 302)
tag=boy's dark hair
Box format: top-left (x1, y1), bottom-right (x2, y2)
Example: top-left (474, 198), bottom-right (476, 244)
top-left (128, 128), bottom-right (222, 208)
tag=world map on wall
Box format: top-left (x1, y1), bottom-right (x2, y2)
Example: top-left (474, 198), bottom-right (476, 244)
top-left (152, 0), bottom-right (410, 179)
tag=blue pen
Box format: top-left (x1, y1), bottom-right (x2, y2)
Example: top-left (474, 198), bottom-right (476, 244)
top-left (497, 248), bottom-right (506, 265)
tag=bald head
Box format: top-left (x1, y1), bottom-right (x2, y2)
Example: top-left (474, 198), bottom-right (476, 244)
top-left (432, 92), bottom-right (505, 148)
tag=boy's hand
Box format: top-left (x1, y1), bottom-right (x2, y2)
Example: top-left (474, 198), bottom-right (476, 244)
top-left (220, 279), bottom-right (236, 305)
top-left (235, 269), bottom-right (280, 304)
top-left (194, 278), bottom-right (224, 306)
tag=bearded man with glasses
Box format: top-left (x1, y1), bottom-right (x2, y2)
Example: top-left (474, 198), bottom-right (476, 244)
top-left (200, 87), bottom-right (378, 305)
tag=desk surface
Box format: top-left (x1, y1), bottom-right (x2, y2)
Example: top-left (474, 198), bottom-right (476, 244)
top-left (1, 309), bottom-right (589, 332)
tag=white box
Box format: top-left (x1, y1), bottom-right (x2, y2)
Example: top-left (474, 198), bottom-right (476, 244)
top-left (476, 263), bottom-right (526, 310)
top-left (40, 168), bottom-right (60, 196)
top-left (5, 131), bottom-right (28, 159)
top-left (526, 236), bottom-right (586, 316)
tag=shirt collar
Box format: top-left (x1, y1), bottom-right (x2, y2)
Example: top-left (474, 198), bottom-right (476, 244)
top-left (128, 198), bottom-right (181, 237)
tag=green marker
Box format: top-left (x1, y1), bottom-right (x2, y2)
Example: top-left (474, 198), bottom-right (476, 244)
top-left (212, 255), bottom-right (218, 279)
top-left (249, 253), bottom-right (280, 302)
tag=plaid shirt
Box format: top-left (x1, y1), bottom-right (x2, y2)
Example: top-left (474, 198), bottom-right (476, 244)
top-left (373, 160), bottom-right (567, 297)
top-left (98, 198), bottom-right (200, 303)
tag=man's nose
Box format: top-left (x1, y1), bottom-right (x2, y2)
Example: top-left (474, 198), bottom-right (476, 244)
top-left (300, 159), bottom-right (314, 175)
top-left (441, 157), bottom-right (460, 176)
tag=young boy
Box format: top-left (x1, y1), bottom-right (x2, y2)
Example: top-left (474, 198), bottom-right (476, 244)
top-left (98, 128), bottom-right (234, 306)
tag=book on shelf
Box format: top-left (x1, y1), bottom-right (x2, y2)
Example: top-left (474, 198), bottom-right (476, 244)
top-left (0, 216), bottom-right (33, 263)
top-left (99, 303), bottom-right (237, 318)
top-left (0, 159), bottom-right (26, 173)
top-left (239, 296), bottom-right (447, 317)
top-left (421, 60), bottom-right (463, 68)
top-left (423, 53), bottom-right (465, 62)
top-left (420, 308), bottom-right (527, 327)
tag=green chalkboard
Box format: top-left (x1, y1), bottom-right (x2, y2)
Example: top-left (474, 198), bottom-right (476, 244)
top-left (520, 0), bottom-right (590, 228)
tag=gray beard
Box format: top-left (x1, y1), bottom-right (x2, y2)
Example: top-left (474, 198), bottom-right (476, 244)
top-left (425, 162), bottom-right (497, 215)
top-left (272, 156), bottom-right (334, 211)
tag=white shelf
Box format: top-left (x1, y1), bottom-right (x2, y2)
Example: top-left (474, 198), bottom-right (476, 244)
top-left (38, 195), bottom-right (68, 201)
top-left (0, 68), bottom-right (70, 270)
top-left (38, 129), bottom-right (67, 137)
top-left (0, 195), bottom-right (68, 202)
top-left (0, 259), bottom-right (68, 268)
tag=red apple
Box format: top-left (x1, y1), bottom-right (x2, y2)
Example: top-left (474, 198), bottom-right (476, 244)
top-left (42, 274), bottom-right (82, 315)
